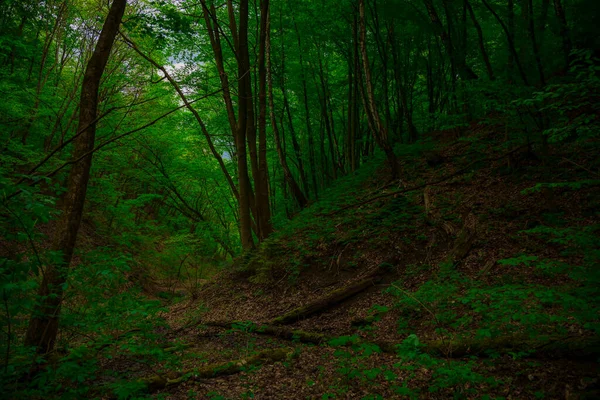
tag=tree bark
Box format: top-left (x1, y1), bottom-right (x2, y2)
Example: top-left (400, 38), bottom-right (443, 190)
top-left (25, 0), bottom-right (127, 354)
top-left (236, 0), bottom-right (255, 250)
top-left (256, 0), bottom-right (273, 240)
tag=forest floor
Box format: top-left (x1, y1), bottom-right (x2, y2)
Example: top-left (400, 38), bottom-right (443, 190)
top-left (102, 123), bottom-right (599, 399)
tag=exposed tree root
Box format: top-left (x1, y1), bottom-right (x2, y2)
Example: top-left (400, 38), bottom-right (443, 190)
top-left (270, 267), bottom-right (385, 325)
top-left (140, 347), bottom-right (295, 392)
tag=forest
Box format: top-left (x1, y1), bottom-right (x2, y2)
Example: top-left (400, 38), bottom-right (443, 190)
top-left (0, 0), bottom-right (599, 398)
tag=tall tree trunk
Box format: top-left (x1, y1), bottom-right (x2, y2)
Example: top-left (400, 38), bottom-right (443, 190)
top-left (538, 0), bottom-right (550, 49)
top-left (423, 0), bottom-right (478, 80)
top-left (507, 0), bottom-right (515, 80)
top-left (266, 15), bottom-right (307, 209)
top-left (276, 9), bottom-right (308, 196)
top-left (294, 20), bottom-right (319, 199)
top-left (526, 0), bottom-right (545, 85)
top-left (256, 0), bottom-right (273, 240)
top-left (553, 0), bottom-right (571, 70)
top-left (24, 0), bottom-right (127, 355)
top-left (465, 0), bottom-right (494, 80)
top-left (236, 0), bottom-right (255, 249)
top-left (201, 0), bottom-right (237, 135)
top-left (358, 0), bottom-right (398, 179)
top-left (388, 26), bottom-right (418, 143)
top-left (482, 0), bottom-right (529, 85)
top-left (316, 46), bottom-right (338, 180)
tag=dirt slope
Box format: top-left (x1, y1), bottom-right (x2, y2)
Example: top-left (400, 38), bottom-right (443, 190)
top-left (152, 124), bottom-right (600, 399)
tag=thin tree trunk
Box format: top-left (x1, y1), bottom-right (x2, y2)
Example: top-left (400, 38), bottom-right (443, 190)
top-left (466, 0), bottom-right (494, 80)
top-left (294, 20), bottom-right (319, 199)
top-left (482, 0), bottom-right (529, 85)
top-left (255, 0), bottom-right (273, 240)
top-left (358, 0), bottom-right (398, 178)
top-left (266, 16), bottom-right (307, 209)
top-left (507, 0), bottom-right (515, 80)
top-left (316, 46), bottom-right (337, 180)
top-left (553, 0), bottom-right (571, 70)
top-left (423, 0), bottom-right (478, 80)
top-left (200, 0), bottom-right (237, 134)
top-left (538, 0), bottom-right (550, 49)
top-left (282, 90), bottom-right (309, 196)
top-left (526, 0), bottom-right (545, 85)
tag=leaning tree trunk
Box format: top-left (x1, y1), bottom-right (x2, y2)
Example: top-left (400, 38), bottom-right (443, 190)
top-left (25, 0), bottom-right (127, 355)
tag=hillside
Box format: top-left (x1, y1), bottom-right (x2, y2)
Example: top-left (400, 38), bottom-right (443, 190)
top-left (129, 122), bottom-right (600, 399)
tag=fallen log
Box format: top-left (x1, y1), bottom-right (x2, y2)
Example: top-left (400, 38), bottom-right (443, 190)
top-left (140, 347), bottom-right (294, 392)
top-left (421, 335), bottom-right (600, 360)
top-left (270, 267), bottom-right (385, 325)
top-left (205, 321), bottom-right (600, 360)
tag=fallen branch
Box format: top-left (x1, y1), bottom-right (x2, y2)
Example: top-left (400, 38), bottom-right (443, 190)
top-left (140, 347), bottom-right (294, 392)
top-left (270, 267), bottom-right (385, 325)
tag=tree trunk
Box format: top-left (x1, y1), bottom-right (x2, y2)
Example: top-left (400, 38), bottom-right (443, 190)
top-left (423, 0), bottom-right (478, 81)
top-left (25, 0), bottom-right (127, 355)
top-left (526, 0), bottom-right (545, 85)
top-left (553, 0), bottom-right (571, 70)
top-left (200, 0), bottom-right (237, 135)
top-left (256, 0), bottom-right (273, 240)
top-left (294, 20), bottom-right (319, 198)
top-left (358, 0), bottom-right (398, 179)
top-left (266, 13), bottom-right (307, 209)
top-left (507, 0), bottom-right (515, 80)
top-left (236, 0), bottom-right (255, 250)
top-left (482, 0), bottom-right (529, 85)
top-left (466, 0), bottom-right (494, 80)
top-left (278, 13), bottom-right (309, 199)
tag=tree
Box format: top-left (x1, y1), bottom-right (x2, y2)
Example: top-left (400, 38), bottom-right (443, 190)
top-left (25, 0), bottom-right (127, 355)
